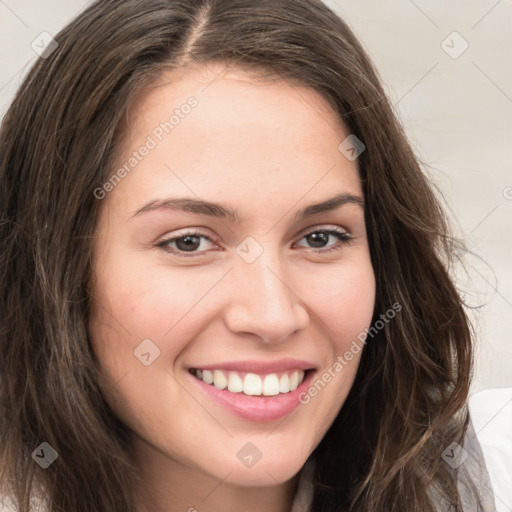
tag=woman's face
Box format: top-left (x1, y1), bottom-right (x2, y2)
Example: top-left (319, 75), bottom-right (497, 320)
top-left (89, 62), bottom-right (375, 488)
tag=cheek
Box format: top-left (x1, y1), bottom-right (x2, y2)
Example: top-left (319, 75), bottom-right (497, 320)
top-left (298, 260), bottom-right (375, 424)
top-left (88, 253), bottom-right (231, 419)
top-left (87, 261), bottom-right (195, 430)
top-left (315, 259), bottom-right (376, 345)
top-left (90, 254), bottom-right (208, 349)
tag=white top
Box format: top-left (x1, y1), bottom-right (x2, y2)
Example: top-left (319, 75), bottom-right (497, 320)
top-left (467, 388), bottom-right (512, 512)
top-left (290, 387), bottom-right (512, 512)
top-left (2, 388), bottom-right (511, 512)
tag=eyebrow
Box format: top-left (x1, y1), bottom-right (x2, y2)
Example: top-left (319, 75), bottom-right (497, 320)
top-left (131, 193), bottom-right (364, 223)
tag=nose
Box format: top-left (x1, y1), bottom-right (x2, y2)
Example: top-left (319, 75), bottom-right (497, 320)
top-left (223, 247), bottom-right (309, 344)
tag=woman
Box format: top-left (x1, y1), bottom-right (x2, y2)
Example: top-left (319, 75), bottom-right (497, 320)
top-left (0, 1), bottom-right (501, 511)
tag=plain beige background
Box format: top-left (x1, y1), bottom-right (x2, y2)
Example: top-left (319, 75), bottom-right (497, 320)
top-left (0, 0), bottom-right (511, 393)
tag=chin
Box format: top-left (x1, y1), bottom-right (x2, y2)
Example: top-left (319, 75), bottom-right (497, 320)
top-left (213, 450), bottom-right (310, 487)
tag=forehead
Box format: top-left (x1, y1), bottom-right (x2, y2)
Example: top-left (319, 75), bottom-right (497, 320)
top-left (127, 61), bottom-right (347, 139)
top-left (108, 62), bottom-right (362, 216)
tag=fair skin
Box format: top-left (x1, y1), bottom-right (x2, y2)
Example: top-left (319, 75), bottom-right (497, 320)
top-left (88, 62), bottom-right (376, 512)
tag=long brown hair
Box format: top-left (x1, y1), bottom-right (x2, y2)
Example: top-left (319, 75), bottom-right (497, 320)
top-left (0, 1), bottom-right (477, 510)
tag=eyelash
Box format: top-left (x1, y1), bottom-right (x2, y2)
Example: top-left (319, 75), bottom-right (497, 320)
top-left (155, 226), bottom-right (352, 257)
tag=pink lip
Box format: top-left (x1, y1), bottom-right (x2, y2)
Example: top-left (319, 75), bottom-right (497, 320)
top-left (189, 358), bottom-right (316, 374)
top-left (188, 368), bottom-right (316, 423)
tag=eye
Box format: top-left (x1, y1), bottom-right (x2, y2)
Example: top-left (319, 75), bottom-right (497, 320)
top-left (156, 230), bottom-right (216, 256)
top-left (156, 226), bottom-right (352, 257)
top-left (293, 227), bottom-right (352, 253)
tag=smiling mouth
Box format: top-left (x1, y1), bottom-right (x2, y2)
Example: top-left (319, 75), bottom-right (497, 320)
top-left (189, 368), bottom-right (310, 397)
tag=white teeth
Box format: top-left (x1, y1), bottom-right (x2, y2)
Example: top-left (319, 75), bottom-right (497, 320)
top-left (290, 371), bottom-right (299, 391)
top-left (227, 372), bottom-right (243, 393)
top-left (213, 369), bottom-right (228, 390)
top-left (193, 368), bottom-right (307, 396)
top-left (243, 373), bottom-right (262, 396)
top-left (263, 374), bottom-right (280, 396)
top-left (279, 373), bottom-right (290, 393)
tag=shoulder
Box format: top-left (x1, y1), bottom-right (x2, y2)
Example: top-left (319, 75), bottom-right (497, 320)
top-left (0, 488), bottom-right (49, 512)
top-left (0, 498), bottom-right (15, 512)
top-left (466, 387), bottom-right (512, 512)
top-left (0, 499), bottom-right (48, 512)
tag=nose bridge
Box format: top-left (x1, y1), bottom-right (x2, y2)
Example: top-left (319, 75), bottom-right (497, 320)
top-left (246, 250), bottom-right (291, 309)
top-left (224, 240), bottom-right (308, 341)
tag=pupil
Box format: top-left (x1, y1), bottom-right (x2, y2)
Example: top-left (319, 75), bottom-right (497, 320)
top-left (177, 235), bottom-right (200, 251)
top-left (308, 232), bottom-right (327, 248)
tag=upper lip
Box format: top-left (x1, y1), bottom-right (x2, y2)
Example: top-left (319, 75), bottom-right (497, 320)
top-left (189, 358), bottom-right (316, 374)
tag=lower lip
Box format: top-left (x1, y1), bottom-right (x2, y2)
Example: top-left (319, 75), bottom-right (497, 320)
top-left (189, 370), bottom-right (315, 422)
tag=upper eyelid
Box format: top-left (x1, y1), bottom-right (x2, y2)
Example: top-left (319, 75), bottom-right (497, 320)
top-left (296, 224), bottom-right (349, 237)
